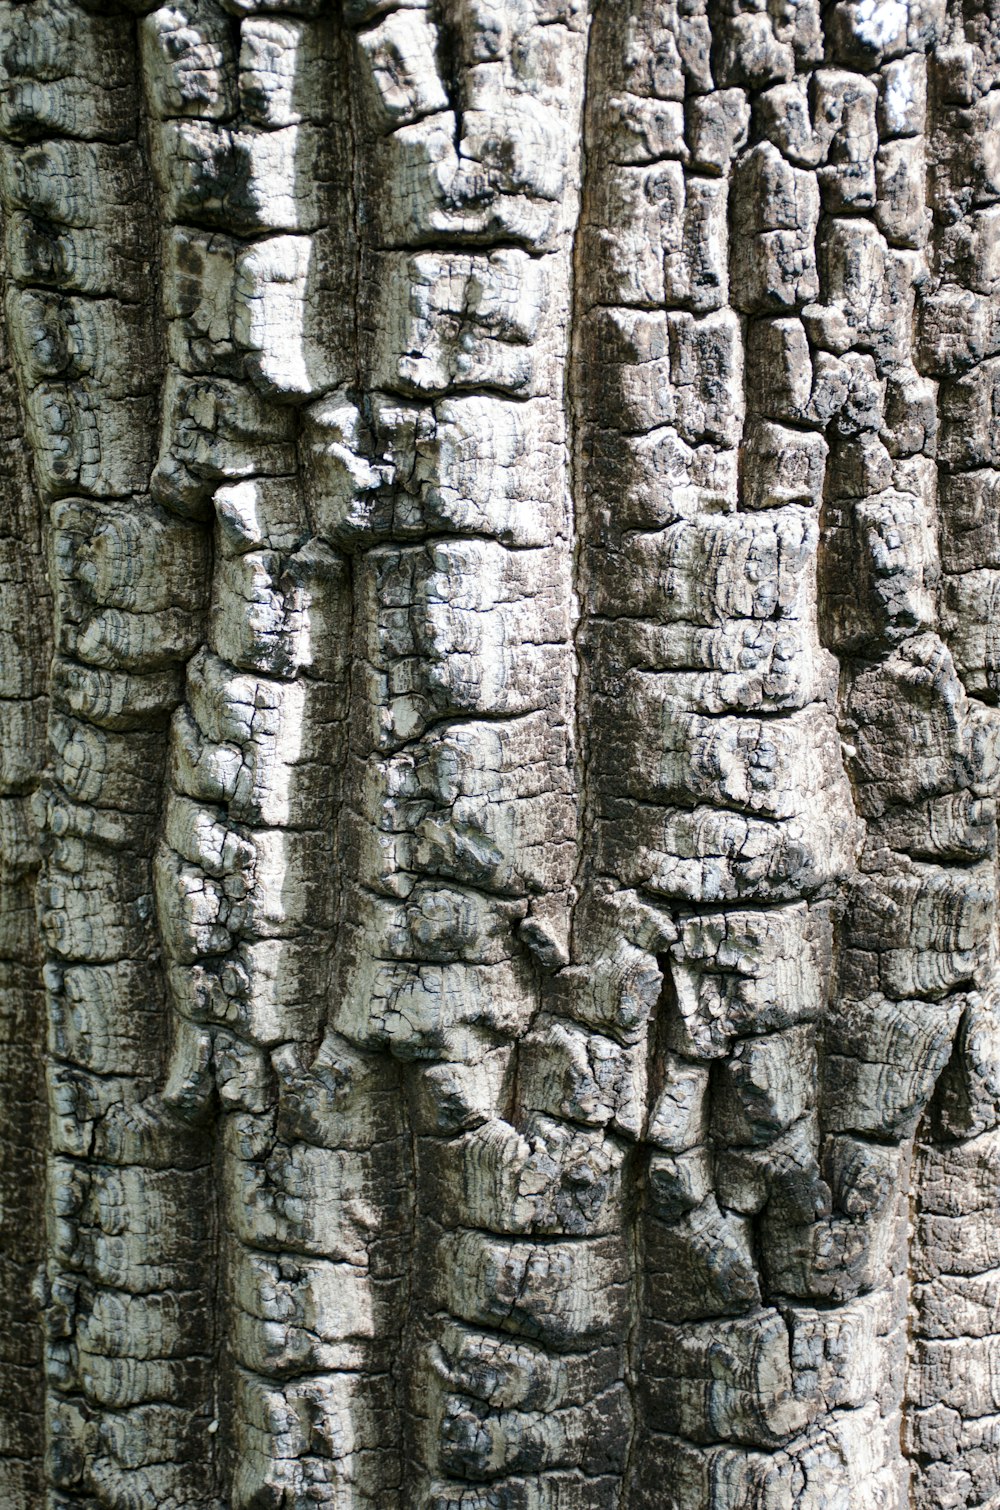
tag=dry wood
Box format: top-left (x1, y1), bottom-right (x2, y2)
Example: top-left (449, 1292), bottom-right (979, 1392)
top-left (2, 0), bottom-right (1000, 1504)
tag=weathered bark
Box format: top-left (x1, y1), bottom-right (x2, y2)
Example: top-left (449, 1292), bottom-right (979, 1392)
top-left (2, 0), bottom-right (1000, 1504)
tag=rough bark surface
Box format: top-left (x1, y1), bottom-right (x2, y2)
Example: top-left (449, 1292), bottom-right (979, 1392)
top-left (2, 0), bottom-right (1000, 1505)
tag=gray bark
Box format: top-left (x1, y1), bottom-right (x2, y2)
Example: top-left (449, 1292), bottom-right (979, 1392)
top-left (1, 0), bottom-right (1000, 1504)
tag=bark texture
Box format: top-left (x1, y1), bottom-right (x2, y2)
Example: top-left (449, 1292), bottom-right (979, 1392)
top-left (2, 0), bottom-right (1000, 1504)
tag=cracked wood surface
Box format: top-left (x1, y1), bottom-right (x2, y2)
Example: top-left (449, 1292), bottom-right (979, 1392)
top-left (2, 0), bottom-right (1000, 1505)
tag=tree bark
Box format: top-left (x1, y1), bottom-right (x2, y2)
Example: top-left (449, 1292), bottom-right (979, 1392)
top-left (2, 0), bottom-right (1000, 1504)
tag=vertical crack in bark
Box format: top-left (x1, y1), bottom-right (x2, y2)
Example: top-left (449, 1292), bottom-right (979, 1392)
top-left (0, 204), bottom-right (50, 1510)
top-left (900, 0), bottom-right (1000, 1500)
top-left (568, 6), bottom-right (652, 1505)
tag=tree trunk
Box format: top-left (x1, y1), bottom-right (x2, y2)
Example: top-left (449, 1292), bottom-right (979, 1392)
top-left (2, 0), bottom-right (1000, 1504)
